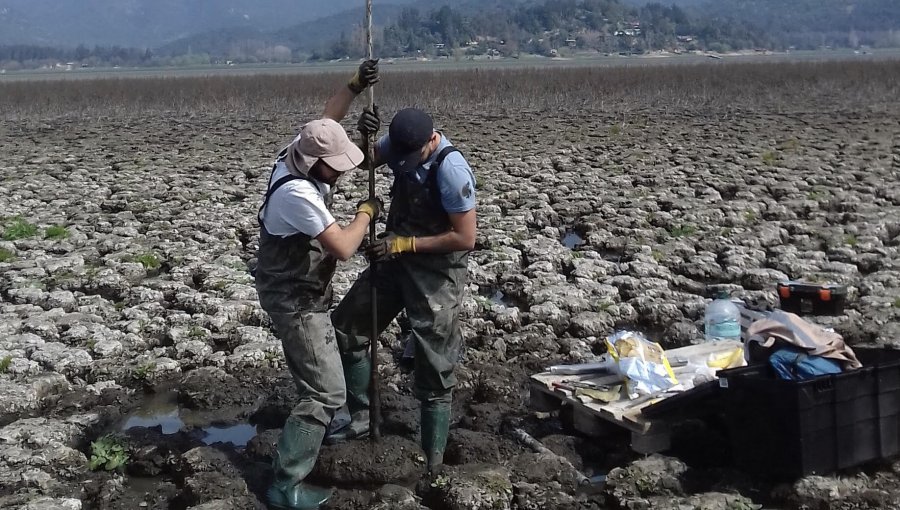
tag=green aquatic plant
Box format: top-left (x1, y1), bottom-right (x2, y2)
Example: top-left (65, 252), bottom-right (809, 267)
top-left (669, 224), bottom-right (697, 238)
top-left (134, 362), bottom-right (156, 380)
top-left (0, 355), bottom-right (12, 373)
top-left (44, 225), bottom-right (70, 240)
top-left (128, 252), bottom-right (161, 270)
top-left (89, 434), bottom-right (129, 471)
top-left (2, 217), bottom-right (38, 240)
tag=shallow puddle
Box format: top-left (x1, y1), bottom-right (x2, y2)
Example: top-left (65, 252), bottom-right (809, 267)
top-left (122, 390), bottom-right (184, 434)
top-left (201, 423), bottom-right (258, 446)
top-left (123, 409), bottom-right (184, 435)
top-left (479, 287), bottom-right (524, 310)
top-left (561, 230), bottom-right (585, 249)
top-left (122, 390), bottom-right (258, 447)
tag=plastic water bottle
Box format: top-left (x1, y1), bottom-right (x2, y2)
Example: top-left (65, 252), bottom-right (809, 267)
top-left (704, 291), bottom-right (741, 342)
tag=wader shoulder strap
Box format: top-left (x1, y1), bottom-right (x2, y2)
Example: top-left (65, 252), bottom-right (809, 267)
top-left (428, 146), bottom-right (461, 174)
top-left (425, 146), bottom-right (462, 207)
top-left (258, 169), bottom-right (308, 223)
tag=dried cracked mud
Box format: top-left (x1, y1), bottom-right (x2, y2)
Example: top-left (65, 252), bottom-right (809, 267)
top-left (1, 63), bottom-right (900, 510)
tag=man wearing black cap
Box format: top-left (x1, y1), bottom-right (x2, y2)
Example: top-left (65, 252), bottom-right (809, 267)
top-left (328, 107), bottom-right (476, 476)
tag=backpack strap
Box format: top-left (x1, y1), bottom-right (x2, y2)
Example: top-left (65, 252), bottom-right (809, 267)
top-left (425, 146), bottom-right (461, 207)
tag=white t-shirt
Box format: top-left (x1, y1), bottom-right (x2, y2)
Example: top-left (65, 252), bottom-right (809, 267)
top-left (259, 161), bottom-right (335, 238)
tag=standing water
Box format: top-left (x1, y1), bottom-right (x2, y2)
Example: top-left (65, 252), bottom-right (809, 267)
top-left (561, 230), bottom-right (585, 249)
top-left (122, 390), bottom-right (258, 447)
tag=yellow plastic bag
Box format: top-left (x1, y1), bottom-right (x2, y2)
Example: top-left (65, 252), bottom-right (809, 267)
top-left (707, 347), bottom-right (746, 370)
top-left (605, 331), bottom-right (678, 398)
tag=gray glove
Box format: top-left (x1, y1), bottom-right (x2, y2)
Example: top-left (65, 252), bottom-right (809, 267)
top-left (357, 105), bottom-right (381, 138)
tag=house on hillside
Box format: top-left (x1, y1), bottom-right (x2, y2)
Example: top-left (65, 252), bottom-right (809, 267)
top-left (616, 20), bottom-right (642, 37)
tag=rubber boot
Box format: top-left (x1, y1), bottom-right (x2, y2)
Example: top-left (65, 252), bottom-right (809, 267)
top-left (325, 356), bottom-right (370, 444)
top-left (420, 402), bottom-right (451, 475)
top-left (267, 416), bottom-right (332, 510)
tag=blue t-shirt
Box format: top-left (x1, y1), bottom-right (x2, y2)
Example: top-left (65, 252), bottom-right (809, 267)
top-left (376, 132), bottom-right (476, 214)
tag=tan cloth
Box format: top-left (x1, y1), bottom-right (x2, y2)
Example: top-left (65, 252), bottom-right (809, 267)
top-left (746, 310), bottom-right (861, 370)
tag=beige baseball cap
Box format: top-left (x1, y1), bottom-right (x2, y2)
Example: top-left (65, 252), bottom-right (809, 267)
top-left (284, 118), bottom-right (364, 176)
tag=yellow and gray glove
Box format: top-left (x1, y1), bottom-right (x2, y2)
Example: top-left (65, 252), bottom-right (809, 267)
top-left (348, 59), bottom-right (380, 94)
top-left (356, 197), bottom-right (384, 221)
top-left (366, 232), bottom-right (415, 261)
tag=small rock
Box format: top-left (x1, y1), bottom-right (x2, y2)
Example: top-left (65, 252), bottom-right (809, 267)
top-left (430, 464), bottom-right (513, 510)
top-left (371, 484), bottom-right (428, 510)
top-left (21, 497), bottom-right (82, 510)
top-left (605, 455), bottom-right (687, 504)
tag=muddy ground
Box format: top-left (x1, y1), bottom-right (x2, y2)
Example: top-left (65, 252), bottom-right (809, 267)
top-left (1, 62), bottom-right (900, 509)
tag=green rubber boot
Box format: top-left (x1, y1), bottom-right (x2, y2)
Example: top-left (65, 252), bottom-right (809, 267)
top-left (421, 402), bottom-right (451, 475)
top-left (267, 416), bottom-right (332, 510)
top-left (325, 356), bottom-right (370, 444)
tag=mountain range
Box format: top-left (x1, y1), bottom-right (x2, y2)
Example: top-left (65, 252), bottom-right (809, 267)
top-left (1, 0), bottom-right (897, 53)
top-left (0, 0), bottom-right (429, 47)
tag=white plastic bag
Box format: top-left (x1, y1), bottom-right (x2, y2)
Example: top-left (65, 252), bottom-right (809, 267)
top-left (604, 330), bottom-right (678, 399)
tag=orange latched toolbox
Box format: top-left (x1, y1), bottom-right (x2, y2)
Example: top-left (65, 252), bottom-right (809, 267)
top-left (776, 281), bottom-right (847, 316)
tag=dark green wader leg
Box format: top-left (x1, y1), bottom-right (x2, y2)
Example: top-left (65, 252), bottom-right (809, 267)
top-left (401, 255), bottom-right (467, 475)
top-left (267, 416), bottom-right (332, 510)
top-left (256, 165), bottom-right (347, 508)
top-left (420, 398), bottom-right (452, 474)
top-left (328, 262), bottom-right (405, 443)
top-left (266, 311), bottom-right (346, 509)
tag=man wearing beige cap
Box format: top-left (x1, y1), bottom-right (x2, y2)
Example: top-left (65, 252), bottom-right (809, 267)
top-left (255, 60), bottom-right (381, 509)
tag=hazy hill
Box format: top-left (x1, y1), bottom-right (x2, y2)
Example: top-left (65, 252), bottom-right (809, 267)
top-left (0, 0), bottom-right (421, 47)
top-left (621, 0), bottom-right (899, 35)
top-left (155, 0), bottom-right (520, 59)
top-left (1, 0), bottom-right (897, 69)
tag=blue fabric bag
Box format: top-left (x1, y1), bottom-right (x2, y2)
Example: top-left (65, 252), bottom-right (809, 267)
top-left (769, 346), bottom-right (842, 381)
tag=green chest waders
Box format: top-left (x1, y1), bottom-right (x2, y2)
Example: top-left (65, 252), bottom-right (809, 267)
top-left (257, 168), bottom-right (338, 509)
top-left (387, 146), bottom-right (469, 474)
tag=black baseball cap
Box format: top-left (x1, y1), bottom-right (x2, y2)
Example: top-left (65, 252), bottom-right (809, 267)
top-left (388, 108), bottom-right (434, 173)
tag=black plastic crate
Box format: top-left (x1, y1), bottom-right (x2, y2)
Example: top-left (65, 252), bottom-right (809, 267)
top-left (719, 348), bottom-right (900, 478)
top-left (777, 280), bottom-right (847, 316)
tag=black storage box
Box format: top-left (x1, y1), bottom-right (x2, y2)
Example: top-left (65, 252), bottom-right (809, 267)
top-left (719, 348), bottom-right (900, 478)
top-left (777, 280), bottom-right (847, 315)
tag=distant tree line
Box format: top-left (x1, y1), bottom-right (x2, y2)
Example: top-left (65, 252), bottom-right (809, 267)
top-left (0, 44), bottom-right (162, 71)
top-left (317, 0), bottom-right (900, 59)
top-left (313, 1), bottom-right (771, 60)
top-left (1, 0), bottom-right (898, 70)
